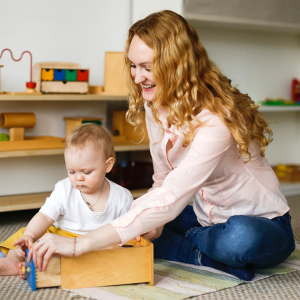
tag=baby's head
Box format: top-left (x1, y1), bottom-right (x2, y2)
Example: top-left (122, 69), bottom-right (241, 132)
top-left (64, 123), bottom-right (115, 194)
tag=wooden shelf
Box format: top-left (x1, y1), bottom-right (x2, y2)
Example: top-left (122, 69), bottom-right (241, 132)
top-left (0, 143), bottom-right (149, 158)
top-left (0, 189), bottom-right (148, 212)
top-left (259, 105), bottom-right (300, 112)
top-left (0, 93), bottom-right (129, 101)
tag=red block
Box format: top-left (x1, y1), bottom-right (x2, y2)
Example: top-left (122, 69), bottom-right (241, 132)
top-left (77, 70), bottom-right (89, 81)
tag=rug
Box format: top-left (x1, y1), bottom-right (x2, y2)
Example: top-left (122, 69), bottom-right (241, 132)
top-left (66, 246), bottom-right (300, 300)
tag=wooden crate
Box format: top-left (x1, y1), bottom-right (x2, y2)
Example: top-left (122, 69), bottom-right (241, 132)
top-left (112, 111), bottom-right (149, 145)
top-left (23, 237), bottom-right (154, 290)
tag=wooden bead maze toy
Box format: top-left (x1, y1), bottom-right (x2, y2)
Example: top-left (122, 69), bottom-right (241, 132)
top-left (22, 237), bottom-right (154, 291)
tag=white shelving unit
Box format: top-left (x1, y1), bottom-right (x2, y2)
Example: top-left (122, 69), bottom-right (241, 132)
top-left (0, 94), bottom-right (150, 212)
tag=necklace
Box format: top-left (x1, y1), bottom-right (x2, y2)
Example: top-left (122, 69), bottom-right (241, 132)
top-left (81, 181), bottom-right (105, 211)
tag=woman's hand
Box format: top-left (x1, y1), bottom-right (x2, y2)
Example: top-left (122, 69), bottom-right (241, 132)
top-left (13, 234), bottom-right (34, 257)
top-left (27, 233), bottom-right (78, 272)
top-left (136, 225), bottom-right (164, 242)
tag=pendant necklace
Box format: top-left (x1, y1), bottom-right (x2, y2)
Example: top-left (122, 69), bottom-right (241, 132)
top-left (81, 181), bottom-right (105, 211)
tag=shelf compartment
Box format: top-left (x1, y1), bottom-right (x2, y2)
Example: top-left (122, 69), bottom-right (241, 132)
top-left (0, 189), bottom-right (148, 212)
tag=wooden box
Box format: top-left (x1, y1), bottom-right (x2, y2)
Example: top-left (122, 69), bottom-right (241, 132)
top-left (33, 62), bottom-right (89, 94)
top-left (103, 52), bottom-right (129, 95)
top-left (23, 237), bottom-right (154, 291)
top-left (112, 111), bottom-right (149, 145)
top-left (273, 164), bottom-right (300, 182)
top-left (64, 117), bottom-right (103, 137)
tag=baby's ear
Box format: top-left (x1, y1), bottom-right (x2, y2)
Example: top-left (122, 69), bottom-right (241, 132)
top-left (106, 157), bottom-right (115, 173)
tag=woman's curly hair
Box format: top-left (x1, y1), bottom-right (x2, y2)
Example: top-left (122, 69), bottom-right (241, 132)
top-left (124, 10), bottom-right (272, 161)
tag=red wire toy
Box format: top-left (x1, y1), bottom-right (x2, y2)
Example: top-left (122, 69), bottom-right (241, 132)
top-left (0, 48), bottom-right (36, 90)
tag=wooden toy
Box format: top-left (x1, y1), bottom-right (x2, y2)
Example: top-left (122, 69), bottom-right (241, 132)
top-left (64, 117), bottom-right (103, 137)
top-left (0, 49), bottom-right (39, 94)
top-left (292, 78), bottom-right (300, 102)
top-left (273, 164), bottom-right (300, 183)
top-left (0, 112), bottom-right (65, 151)
top-left (103, 52), bottom-right (129, 95)
top-left (112, 111), bottom-right (149, 145)
top-left (33, 62), bottom-right (89, 94)
top-left (88, 85), bottom-right (103, 94)
top-left (0, 112), bottom-right (36, 141)
top-left (22, 237), bottom-right (154, 291)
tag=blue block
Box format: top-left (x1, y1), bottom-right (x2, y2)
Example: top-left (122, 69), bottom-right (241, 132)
top-left (25, 249), bottom-right (36, 291)
top-left (54, 69), bottom-right (66, 81)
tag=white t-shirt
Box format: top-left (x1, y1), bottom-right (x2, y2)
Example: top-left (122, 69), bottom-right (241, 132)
top-left (40, 178), bottom-right (133, 235)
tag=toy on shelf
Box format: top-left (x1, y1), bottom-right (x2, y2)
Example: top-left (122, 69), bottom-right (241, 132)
top-left (0, 112), bottom-right (65, 152)
top-left (33, 62), bottom-right (89, 94)
top-left (292, 78), bottom-right (300, 102)
top-left (259, 98), bottom-right (298, 106)
top-left (273, 164), bottom-right (300, 183)
top-left (102, 52), bottom-right (129, 96)
top-left (0, 112), bottom-right (36, 141)
top-left (112, 111), bottom-right (149, 145)
top-left (0, 48), bottom-right (39, 95)
top-left (22, 237), bottom-right (154, 291)
top-left (64, 117), bottom-right (103, 137)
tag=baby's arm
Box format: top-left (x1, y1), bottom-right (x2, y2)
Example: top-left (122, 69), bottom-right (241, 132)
top-left (13, 212), bottom-right (54, 257)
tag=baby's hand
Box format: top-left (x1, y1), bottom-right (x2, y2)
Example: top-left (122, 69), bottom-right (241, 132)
top-left (13, 235), bottom-right (34, 257)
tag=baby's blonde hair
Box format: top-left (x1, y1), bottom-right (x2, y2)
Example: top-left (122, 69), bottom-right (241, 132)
top-left (65, 123), bottom-right (116, 160)
top-left (125, 10), bottom-right (272, 161)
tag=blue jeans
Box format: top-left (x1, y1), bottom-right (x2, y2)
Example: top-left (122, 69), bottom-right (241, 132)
top-left (153, 205), bottom-right (295, 268)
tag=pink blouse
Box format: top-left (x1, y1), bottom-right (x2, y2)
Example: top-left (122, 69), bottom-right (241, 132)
top-left (110, 103), bottom-right (289, 244)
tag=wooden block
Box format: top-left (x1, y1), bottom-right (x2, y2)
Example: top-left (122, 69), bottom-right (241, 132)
top-left (104, 52), bottom-right (129, 95)
top-left (64, 117), bottom-right (103, 137)
top-left (9, 128), bottom-right (25, 141)
top-left (0, 112), bottom-right (36, 128)
top-left (112, 111), bottom-right (149, 144)
top-left (88, 85), bottom-right (103, 94)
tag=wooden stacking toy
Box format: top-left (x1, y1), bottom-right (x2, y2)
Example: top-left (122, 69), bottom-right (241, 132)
top-left (0, 112), bottom-right (65, 152)
top-left (22, 237), bottom-right (154, 291)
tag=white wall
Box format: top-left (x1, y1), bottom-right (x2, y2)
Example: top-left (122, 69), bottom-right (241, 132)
top-left (0, 0), bottom-right (132, 196)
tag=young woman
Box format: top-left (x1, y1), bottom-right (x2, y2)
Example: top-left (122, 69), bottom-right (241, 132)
top-left (28, 10), bottom-right (294, 281)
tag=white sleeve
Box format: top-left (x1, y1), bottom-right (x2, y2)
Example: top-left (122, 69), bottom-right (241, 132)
top-left (39, 183), bottom-right (65, 222)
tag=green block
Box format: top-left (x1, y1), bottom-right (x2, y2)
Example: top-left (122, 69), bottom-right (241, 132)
top-left (65, 69), bottom-right (77, 81)
top-left (0, 133), bottom-right (9, 141)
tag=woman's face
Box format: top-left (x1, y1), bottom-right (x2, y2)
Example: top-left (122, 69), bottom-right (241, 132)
top-left (128, 35), bottom-right (156, 102)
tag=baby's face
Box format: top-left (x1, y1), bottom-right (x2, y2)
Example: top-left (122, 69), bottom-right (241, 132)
top-left (64, 144), bottom-right (107, 194)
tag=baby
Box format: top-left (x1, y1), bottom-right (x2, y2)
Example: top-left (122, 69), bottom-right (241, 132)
top-left (0, 123), bottom-right (133, 276)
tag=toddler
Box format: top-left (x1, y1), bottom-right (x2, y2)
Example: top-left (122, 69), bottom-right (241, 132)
top-left (0, 123), bottom-right (133, 276)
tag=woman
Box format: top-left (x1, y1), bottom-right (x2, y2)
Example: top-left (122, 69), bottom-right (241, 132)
top-left (28, 10), bottom-right (294, 281)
